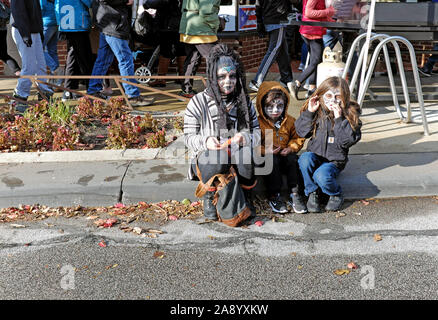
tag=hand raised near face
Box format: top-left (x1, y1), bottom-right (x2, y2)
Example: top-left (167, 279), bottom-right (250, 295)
top-left (308, 96), bottom-right (320, 112)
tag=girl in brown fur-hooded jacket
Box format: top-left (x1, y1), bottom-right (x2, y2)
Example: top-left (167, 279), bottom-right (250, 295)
top-left (256, 81), bottom-right (307, 214)
top-left (184, 43), bottom-right (261, 222)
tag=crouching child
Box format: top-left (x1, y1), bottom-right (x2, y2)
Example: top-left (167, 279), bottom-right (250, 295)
top-left (295, 76), bottom-right (362, 212)
top-left (256, 81), bottom-right (307, 214)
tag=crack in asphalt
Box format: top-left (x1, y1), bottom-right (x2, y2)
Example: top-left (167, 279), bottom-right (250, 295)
top-left (118, 161), bottom-right (132, 202)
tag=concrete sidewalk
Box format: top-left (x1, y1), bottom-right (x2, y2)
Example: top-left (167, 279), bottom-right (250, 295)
top-left (0, 71), bottom-right (437, 208)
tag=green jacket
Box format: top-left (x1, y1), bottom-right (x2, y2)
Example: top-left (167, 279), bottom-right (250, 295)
top-left (179, 0), bottom-right (220, 36)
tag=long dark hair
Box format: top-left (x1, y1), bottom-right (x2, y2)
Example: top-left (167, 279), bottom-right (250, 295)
top-left (300, 76), bottom-right (361, 136)
top-left (206, 43), bottom-right (250, 132)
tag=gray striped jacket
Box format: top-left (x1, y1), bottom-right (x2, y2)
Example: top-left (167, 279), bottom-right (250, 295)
top-left (184, 90), bottom-right (261, 179)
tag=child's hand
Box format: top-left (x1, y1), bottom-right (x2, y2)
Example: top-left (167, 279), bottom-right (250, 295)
top-left (280, 147), bottom-right (292, 156)
top-left (206, 137), bottom-right (223, 150)
top-left (332, 104), bottom-right (342, 119)
top-left (308, 96), bottom-right (320, 112)
top-left (265, 145), bottom-right (281, 154)
top-left (231, 133), bottom-right (246, 146)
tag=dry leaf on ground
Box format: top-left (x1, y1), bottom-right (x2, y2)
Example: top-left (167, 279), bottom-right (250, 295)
top-left (334, 269), bottom-right (351, 276)
top-left (374, 234), bottom-right (382, 242)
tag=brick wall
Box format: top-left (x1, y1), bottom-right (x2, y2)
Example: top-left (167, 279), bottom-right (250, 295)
top-left (0, 37), bottom-right (432, 75)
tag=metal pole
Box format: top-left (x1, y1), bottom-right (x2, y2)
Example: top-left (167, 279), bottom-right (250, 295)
top-left (358, 0), bottom-right (376, 99)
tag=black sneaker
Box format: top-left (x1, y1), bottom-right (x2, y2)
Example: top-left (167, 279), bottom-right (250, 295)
top-left (178, 89), bottom-right (197, 98)
top-left (287, 81), bottom-right (300, 100)
top-left (37, 90), bottom-right (54, 101)
top-left (325, 194), bottom-right (344, 211)
top-left (248, 80), bottom-right (260, 92)
top-left (307, 191), bottom-right (321, 213)
top-left (418, 67), bottom-right (432, 77)
top-left (62, 91), bottom-right (80, 102)
top-left (128, 95), bottom-right (155, 107)
top-left (11, 92), bottom-right (28, 114)
top-left (288, 193), bottom-right (308, 214)
top-left (269, 193), bottom-right (288, 214)
top-left (89, 91), bottom-right (110, 100)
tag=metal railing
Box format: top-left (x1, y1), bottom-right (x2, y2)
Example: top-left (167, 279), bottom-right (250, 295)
top-left (0, 74), bottom-right (206, 111)
top-left (343, 33), bottom-right (430, 136)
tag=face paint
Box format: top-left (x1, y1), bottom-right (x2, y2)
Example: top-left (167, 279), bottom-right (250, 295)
top-left (264, 98), bottom-right (285, 121)
top-left (217, 67), bottom-right (237, 95)
top-left (323, 89), bottom-right (341, 111)
top-left (217, 56), bottom-right (238, 95)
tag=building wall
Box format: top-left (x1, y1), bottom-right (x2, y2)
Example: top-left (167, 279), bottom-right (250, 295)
top-left (0, 30), bottom-right (432, 76)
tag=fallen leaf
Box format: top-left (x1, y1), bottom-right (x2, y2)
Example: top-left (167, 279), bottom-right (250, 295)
top-left (297, 265), bottom-right (303, 270)
top-left (114, 203), bottom-right (126, 208)
top-left (255, 220), bottom-right (264, 227)
top-left (98, 240), bottom-right (107, 248)
top-left (374, 234), bottom-right (382, 242)
top-left (290, 252), bottom-right (297, 256)
top-left (153, 251), bottom-right (165, 259)
top-left (168, 215), bottom-right (178, 221)
top-left (207, 235), bottom-right (216, 240)
top-left (335, 212), bottom-right (346, 218)
top-left (146, 229), bottom-right (163, 234)
top-left (347, 262), bottom-right (358, 269)
top-left (181, 198), bottom-right (191, 206)
top-left (354, 212), bottom-right (362, 216)
top-left (86, 215), bottom-right (99, 220)
top-left (334, 269), bottom-right (351, 276)
top-left (10, 224), bottom-right (26, 228)
top-left (361, 200), bottom-right (370, 205)
top-left (133, 227), bottom-right (143, 234)
top-left (190, 201), bottom-right (200, 207)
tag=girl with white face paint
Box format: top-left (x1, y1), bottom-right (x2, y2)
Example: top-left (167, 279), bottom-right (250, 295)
top-left (256, 82), bottom-right (307, 214)
top-left (295, 77), bottom-right (362, 213)
top-left (216, 56), bottom-right (238, 96)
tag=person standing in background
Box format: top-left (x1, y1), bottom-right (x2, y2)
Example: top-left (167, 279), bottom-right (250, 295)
top-left (55, 0), bottom-right (94, 101)
top-left (142, 0), bottom-right (186, 88)
top-left (40, 0), bottom-right (60, 82)
top-left (0, 0), bottom-right (20, 76)
top-left (10, 0), bottom-right (53, 113)
top-left (248, 0), bottom-right (294, 94)
top-left (178, 0), bottom-right (220, 98)
top-left (87, 0), bottom-right (155, 106)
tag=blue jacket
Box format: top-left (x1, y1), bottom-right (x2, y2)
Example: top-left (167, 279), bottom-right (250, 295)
top-left (40, 0), bottom-right (57, 27)
top-left (55, 0), bottom-right (92, 32)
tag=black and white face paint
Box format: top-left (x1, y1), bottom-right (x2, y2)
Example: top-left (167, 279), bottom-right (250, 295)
top-left (217, 56), bottom-right (237, 96)
top-left (323, 89), bottom-right (341, 111)
top-left (264, 98), bottom-right (285, 121)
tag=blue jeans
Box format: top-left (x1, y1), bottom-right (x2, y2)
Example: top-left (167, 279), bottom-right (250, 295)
top-left (424, 43), bottom-right (438, 72)
top-left (43, 25), bottom-right (59, 73)
top-left (12, 28), bottom-right (52, 98)
top-left (88, 33), bottom-right (139, 98)
top-left (298, 152), bottom-right (341, 196)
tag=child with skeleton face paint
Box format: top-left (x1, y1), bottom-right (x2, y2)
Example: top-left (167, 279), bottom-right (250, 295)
top-left (255, 82), bottom-right (307, 214)
top-left (183, 44), bottom-right (261, 223)
top-left (295, 77), bottom-right (362, 213)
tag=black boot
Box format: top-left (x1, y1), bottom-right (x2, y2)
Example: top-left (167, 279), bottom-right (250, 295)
top-left (243, 189), bottom-right (257, 218)
top-left (11, 92), bottom-right (28, 114)
top-left (203, 191), bottom-right (218, 220)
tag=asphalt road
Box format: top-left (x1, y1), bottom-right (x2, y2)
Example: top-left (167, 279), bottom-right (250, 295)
top-left (1, 196), bottom-right (438, 305)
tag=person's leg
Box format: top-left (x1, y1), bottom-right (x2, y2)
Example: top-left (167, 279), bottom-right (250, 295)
top-left (423, 43), bottom-right (438, 72)
top-left (253, 28), bottom-right (286, 86)
top-left (312, 162), bottom-right (343, 211)
top-left (297, 151), bottom-right (323, 196)
top-left (181, 44), bottom-right (199, 93)
top-left (149, 32), bottom-right (170, 87)
top-left (70, 31), bottom-right (94, 88)
top-left (312, 162), bottom-right (341, 196)
top-left (64, 33), bottom-right (80, 90)
top-left (297, 38), bottom-right (324, 86)
top-left (0, 30), bottom-right (20, 75)
top-left (276, 28), bottom-right (294, 84)
top-left (87, 33), bottom-right (115, 94)
top-left (12, 27), bottom-right (35, 98)
top-left (264, 154), bottom-right (282, 197)
top-left (322, 29), bottom-right (341, 50)
top-left (43, 25), bottom-right (59, 73)
top-left (104, 34), bottom-right (140, 98)
top-left (32, 32), bottom-right (53, 94)
top-left (283, 153), bottom-right (307, 213)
